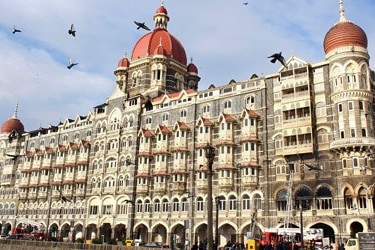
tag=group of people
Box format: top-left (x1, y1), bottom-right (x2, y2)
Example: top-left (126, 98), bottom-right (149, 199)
top-left (191, 240), bottom-right (245, 250)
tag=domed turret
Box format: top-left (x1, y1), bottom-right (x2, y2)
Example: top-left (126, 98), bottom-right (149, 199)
top-left (323, 0), bottom-right (367, 55)
top-left (187, 58), bottom-right (198, 74)
top-left (131, 3), bottom-right (187, 65)
top-left (1, 103), bottom-right (25, 135)
top-left (117, 53), bottom-right (130, 68)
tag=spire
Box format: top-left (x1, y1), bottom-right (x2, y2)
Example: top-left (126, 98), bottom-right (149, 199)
top-left (339, 0), bottom-right (346, 22)
top-left (12, 102), bottom-right (18, 119)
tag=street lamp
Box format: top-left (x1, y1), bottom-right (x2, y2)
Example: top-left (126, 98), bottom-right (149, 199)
top-left (204, 143), bottom-right (215, 250)
top-left (126, 158), bottom-right (138, 240)
top-left (122, 199), bottom-right (135, 240)
top-left (215, 196), bottom-right (221, 249)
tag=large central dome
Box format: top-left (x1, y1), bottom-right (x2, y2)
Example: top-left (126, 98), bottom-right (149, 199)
top-left (131, 4), bottom-right (187, 65)
top-left (131, 30), bottom-right (187, 65)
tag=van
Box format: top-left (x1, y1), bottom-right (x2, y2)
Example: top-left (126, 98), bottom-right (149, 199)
top-left (344, 238), bottom-right (359, 250)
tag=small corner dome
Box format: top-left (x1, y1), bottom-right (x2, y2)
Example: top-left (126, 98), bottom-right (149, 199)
top-left (117, 57), bottom-right (130, 68)
top-left (1, 117), bottom-right (25, 134)
top-left (156, 5), bottom-right (168, 15)
top-left (187, 62), bottom-right (198, 74)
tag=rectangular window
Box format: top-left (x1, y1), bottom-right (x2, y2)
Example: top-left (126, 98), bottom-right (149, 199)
top-left (348, 101), bottom-right (354, 110)
top-left (338, 104), bottom-right (342, 112)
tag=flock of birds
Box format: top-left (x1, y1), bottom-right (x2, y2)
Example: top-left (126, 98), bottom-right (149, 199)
top-left (11, 21), bottom-right (154, 71)
top-left (11, 4), bottom-right (288, 74)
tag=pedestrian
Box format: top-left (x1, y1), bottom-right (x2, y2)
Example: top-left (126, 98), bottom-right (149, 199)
top-left (192, 241), bottom-right (199, 250)
top-left (199, 241), bottom-right (205, 250)
top-left (338, 243), bottom-right (345, 250)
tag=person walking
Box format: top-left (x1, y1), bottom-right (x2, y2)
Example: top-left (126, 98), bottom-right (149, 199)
top-left (338, 243), bottom-right (345, 250)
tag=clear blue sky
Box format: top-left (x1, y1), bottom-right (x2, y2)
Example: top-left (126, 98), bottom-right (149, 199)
top-left (0, 0), bottom-right (374, 131)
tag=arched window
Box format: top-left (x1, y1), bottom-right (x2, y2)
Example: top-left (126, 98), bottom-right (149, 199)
top-left (162, 199), bottom-right (169, 212)
top-left (229, 195), bottom-right (237, 210)
top-left (242, 194), bottom-right (251, 210)
top-left (224, 100), bottom-right (232, 109)
top-left (277, 189), bottom-right (288, 211)
top-left (197, 197), bottom-right (204, 211)
top-left (173, 198), bottom-right (179, 212)
top-left (154, 199), bottom-right (160, 213)
top-left (316, 186), bottom-right (333, 210)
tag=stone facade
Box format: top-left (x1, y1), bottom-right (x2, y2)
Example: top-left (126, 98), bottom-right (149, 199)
top-left (0, 2), bottom-right (374, 249)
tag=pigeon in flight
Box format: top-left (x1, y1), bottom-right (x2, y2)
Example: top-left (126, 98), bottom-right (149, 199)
top-left (268, 52), bottom-right (287, 67)
top-left (5, 153), bottom-right (23, 162)
top-left (61, 195), bottom-right (71, 203)
top-left (67, 58), bottom-right (79, 69)
top-left (12, 25), bottom-right (21, 34)
top-left (68, 24), bottom-right (76, 37)
top-left (134, 21), bottom-right (150, 31)
top-left (243, 2), bottom-right (249, 5)
top-left (304, 163), bottom-right (321, 171)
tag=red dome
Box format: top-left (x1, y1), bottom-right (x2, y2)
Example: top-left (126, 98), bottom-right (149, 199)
top-left (187, 63), bottom-right (198, 74)
top-left (323, 21), bottom-right (367, 54)
top-left (1, 117), bottom-right (25, 134)
top-left (117, 57), bottom-right (130, 68)
top-left (156, 5), bottom-right (167, 15)
top-left (131, 29), bottom-right (187, 65)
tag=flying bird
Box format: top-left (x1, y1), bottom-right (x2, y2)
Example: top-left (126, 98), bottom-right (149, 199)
top-left (68, 24), bottom-right (76, 37)
top-left (67, 58), bottom-right (79, 69)
top-left (12, 25), bottom-right (21, 34)
top-left (243, 2), bottom-right (249, 5)
top-left (61, 196), bottom-right (70, 203)
top-left (304, 163), bottom-right (321, 171)
top-left (134, 21), bottom-right (150, 31)
top-left (5, 153), bottom-right (23, 161)
top-left (268, 52), bottom-right (287, 67)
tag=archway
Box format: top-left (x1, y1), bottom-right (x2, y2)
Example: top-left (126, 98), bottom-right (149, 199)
top-left (311, 223), bottom-right (335, 244)
top-left (171, 224), bottom-right (185, 249)
top-left (152, 224), bottom-right (167, 243)
top-left (114, 223), bottom-right (126, 241)
top-left (100, 223), bottom-right (112, 243)
top-left (86, 224), bottom-right (97, 240)
top-left (349, 222), bottom-right (363, 238)
top-left (2, 223), bottom-right (11, 236)
top-left (61, 223), bottom-right (71, 241)
top-left (74, 224), bottom-right (84, 242)
top-left (195, 224), bottom-right (208, 246)
top-left (220, 223), bottom-right (237, 246)
top-left (134, 224), bottom-right (148, 242)
top-left (49, 223), bottom-right (59, 240)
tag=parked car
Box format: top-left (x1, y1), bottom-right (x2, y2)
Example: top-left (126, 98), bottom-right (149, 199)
top-left (22, 235), bottom-right (38, 241)
top-left (6, 234), bottom-right (23, 240)
top-left (142, 242), bottom-right (168, 248)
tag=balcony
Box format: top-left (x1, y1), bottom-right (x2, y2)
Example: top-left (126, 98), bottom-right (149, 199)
top-left (170, 182), bottom-right (186, 195)
top-left (330, 137), bottom-right (375, 150)
top-left (136, 184), bottom-right (149, 196)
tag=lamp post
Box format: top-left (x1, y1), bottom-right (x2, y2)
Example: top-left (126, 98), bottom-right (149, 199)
top-left (300, 203), bottom-right (304, 249)
top-left (215, 196), bottom-right (220, 249)
top-left (123, 199), bottom-right (135, 240)
top-left (70, 197), bottom-right (76, 242)
top-left (204, 143), bottom-right (215, 250)
top-left (126, 157), bottom-right (138, 240)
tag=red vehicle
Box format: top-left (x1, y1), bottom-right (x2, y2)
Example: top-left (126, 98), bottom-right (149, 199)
top-left (13, 217), bottom-right (46, 240)
top-left (260, 228), bottom-right (285, 248)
